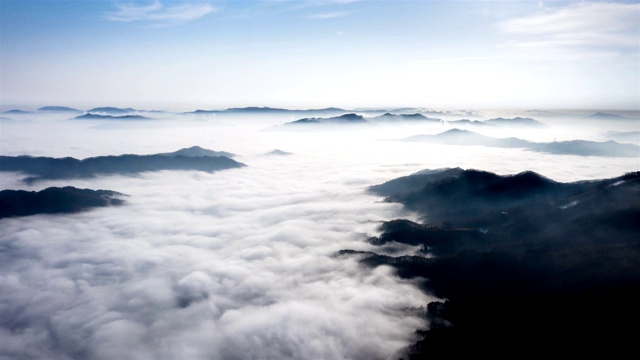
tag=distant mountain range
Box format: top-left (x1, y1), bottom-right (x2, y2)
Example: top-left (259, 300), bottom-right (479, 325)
top-left (182, 107), bottom-right (348, 116)
top-left (158, 146), bottom-right (235, 158)
top-left (0, 147), bottom-right (244, 183)
top-left (342, 168), bottom-right (640, 357)
top-left (605, 131), bottom-right (639, 144)
top-left (275, 112), bottom-right (441, 129)
top-left (38, 106), bottom-right (83, 113)
top-left (276, 115), bottom-right (550, 130)
top-left (445, 117), bottom-right (547, 129)
top-left (2, 109), bottom-right (32, 115)
top-left (74, 113), bottom-right (149, 120)
top-left (88, 107), bottom-right (137, 114)
top-left (0, 187), bottom-right (124, 218)
top-left (588, 112), bottom-right (636, 120)
top-left (401, 128), bottom-right (639, 157)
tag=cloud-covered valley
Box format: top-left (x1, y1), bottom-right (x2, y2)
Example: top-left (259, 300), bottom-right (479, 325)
top-left (1, 110), bottom-right (638, 359)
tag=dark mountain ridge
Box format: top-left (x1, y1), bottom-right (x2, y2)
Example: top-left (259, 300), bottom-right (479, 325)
top-left (158, 146), bottom-right (235, 158)
top-left (348, 168), bottom-right (640, 357)
top-left (74, 113), bottom-right (149, 120)
top-left (0, 187), bottom-right (125, 218)
top-left (0, 147), bottom-right (244, 183)
top-left (38, 106), bottom-right (83, 113)
top-left (483, 116), bottom-right (546, 128)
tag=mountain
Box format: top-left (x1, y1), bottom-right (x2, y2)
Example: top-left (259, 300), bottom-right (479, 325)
top-left (282, 112), bottom-right (443, 127)
top-left (531, 139), bottom-right (640, 157)
top-left (588, 112), bottom-right (630, 120)
top-left (605, 131), bottom-right (639, 144)
top-left (349, 169), bottom-right (640, 357)
top-left (2, 109), bottom-right (31, 115)
top-left (285, 113), bottom-right (367, 126)
top-left (0, 149), bottom-right (245, 183)
top-left (159, 146), bottom-right (235, 158)
top-left (483, 116), bottom-right (547, 128)
top-left (73, 113), bottom-right (149, 120)
top-left (368, 167), bottom-right (464, 197)
top-left (38, 106), bottom-right (83, 113)
top-left (184, 109), bottom-right (220, 115)
top-left (372, 113), bottom-right (441, 122)
top-left (183, 107), bottom-right (348, 116)
top-left (361, 108), bottom-right (481, 118)
top-left (372, 168), bottom-right (580, 222)
top-left (225, 106), bottom-right (292, 113)
top-left (88, 107), bottom-right (137, 114)
top-left (265, 149), bottom-right (292, 156)
top-left (0, 187), bottom-right (125, 218)
top-left (447, 119), bottom-right (496, 128)
top-left (401, 129), bottom-right (639, 157)
top-left (403, 129), bottom-right (530, 147)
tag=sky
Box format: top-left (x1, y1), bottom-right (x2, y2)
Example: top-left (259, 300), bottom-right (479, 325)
top-left (1, 0), bottom-right (639, 110)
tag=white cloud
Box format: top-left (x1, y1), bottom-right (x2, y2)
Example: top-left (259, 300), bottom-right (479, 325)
top-left (106, 1), bottom-right (216, 26)
top-left (1, 112), bottom-right (638, 359)
top-left (308, 11), bottom-right (349, 19)
top-left (500, 2), bottom-right (640, 53)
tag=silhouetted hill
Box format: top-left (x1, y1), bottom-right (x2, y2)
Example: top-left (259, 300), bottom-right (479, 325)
top-left (588, 112), bottom-right (630, 120)
top-left (447, 119), bottom-right (495, 128)
top-left (159, 146), bottom-right (235, 158)
top-left (402, 129), bottom-right (639, 157)
top-left (286, 113), bottom-right (367, 126)
top-left (531, 139), bottom-right (639, 156)
top-left (372, 113), bottom-right (441, 123)
top-left (2, 109), bottom-right (31, 115)
top-left (265, 149), bottom-right (292, 156)
top-left (376, 169), bottom-right (577, 223)
top-left (74, 113), bottom-right (149, 120)
top-left (368, 168), bottom-right (464, 197)
top-left (38, 106), bottom-right (82, 113)
top-left (0, 187), bottom-right (125, 218)
top-left (183, 107), bottom-right (348, 116)
top-left (351, 169), bottom-right (640, 357)
top-left (0, 150), bottom-right (245, 183)
top-left (605, 131), bottom-right (639, 144)
top-left (279, 112), bottom-right (442, 129)
top-left (88, 107), bottom-right (136, 114)
top-left (483, 116), bottom-right (547, 128)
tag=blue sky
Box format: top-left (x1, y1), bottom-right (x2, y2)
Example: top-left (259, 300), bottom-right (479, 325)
top-left (1, 0), bottom-right (639, 110)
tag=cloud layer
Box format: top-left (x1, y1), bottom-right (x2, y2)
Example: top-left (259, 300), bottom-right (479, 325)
top-left (105, 1), bottom-right (216, 26)
top-left (1, 110), bottom-right (638, 359)
top-left (501, 2), bottom-right (640, 54)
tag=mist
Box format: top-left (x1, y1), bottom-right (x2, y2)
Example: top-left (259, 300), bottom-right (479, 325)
top-left (1, 109), bottom-right (638, 359)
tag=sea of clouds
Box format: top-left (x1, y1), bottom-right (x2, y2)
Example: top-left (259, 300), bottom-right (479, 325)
top-left (0, 111), bottom-right (637, 359)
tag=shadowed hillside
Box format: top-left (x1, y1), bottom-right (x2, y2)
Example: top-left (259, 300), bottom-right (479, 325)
top-left (0, 147), bottom-right (244, 183)
top-left (0, 187), bottom-right (125, 218)
top-left (343, 169), bottom-right (640, 357)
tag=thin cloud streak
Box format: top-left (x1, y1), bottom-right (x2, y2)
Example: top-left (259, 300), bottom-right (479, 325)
top-left (105, 1), bottom-right (216, 26)
top-left (308, 11), bottom-right (349, 19)
top-left (500, 2), bottom-right (640, 52)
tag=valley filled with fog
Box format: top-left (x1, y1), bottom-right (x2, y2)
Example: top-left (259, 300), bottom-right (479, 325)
top-left (0, 108), bottom-right (638, 359)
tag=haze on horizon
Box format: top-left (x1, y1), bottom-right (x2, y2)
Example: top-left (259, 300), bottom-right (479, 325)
top-left (1, 0), bottom-right (639, 111)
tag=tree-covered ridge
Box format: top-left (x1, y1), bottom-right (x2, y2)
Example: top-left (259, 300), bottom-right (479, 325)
top-left (0, 187), bottom-right (125, 218)
top-left (345, 169), bottom-right (640, 357)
